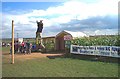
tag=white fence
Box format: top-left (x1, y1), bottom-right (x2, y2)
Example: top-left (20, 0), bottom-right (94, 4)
top-left (70, 45), bottom-right (120, 58)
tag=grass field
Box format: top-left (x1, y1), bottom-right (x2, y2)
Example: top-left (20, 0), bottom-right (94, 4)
top-left (2, 47), bottom-right (119, 77)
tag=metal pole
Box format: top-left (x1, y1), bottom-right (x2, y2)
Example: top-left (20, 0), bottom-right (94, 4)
top-left (12, 20), bottom-right (14, 64)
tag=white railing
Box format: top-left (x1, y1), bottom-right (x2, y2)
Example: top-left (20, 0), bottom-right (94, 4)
top-left (70, 45), bottom-right (120, 58)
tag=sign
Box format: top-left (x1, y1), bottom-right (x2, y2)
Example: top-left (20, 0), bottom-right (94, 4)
top-left (64, 35), bottom-right (72, 40)
top-left (18, 38), bottom-right (23, 43)
top-left (70, 45), bottom-right (120, 58)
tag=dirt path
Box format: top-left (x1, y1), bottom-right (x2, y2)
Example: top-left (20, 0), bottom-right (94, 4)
top-left (3, 52), bottom-right (64, 60)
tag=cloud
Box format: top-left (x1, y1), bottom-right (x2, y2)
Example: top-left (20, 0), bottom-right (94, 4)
top-left (2, 0), bottom-right (119, 38)
top-left (53, 15), bottom-right (118, 36)
top-left (5, 0), bottom-right (118, 25)
top-left (94, 29), bottom-right (118, 35)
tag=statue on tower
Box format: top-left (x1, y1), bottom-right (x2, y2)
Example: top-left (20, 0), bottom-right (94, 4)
top-left (36, 20), bottom-right (45, 49)
top-left (36, 20), bottom-right (43, 34)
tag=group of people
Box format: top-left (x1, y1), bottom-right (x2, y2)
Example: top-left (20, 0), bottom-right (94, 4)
top-left (10, 20), bottom-right (44, 54)
top-left (10, 40), bottom-right (32, 55)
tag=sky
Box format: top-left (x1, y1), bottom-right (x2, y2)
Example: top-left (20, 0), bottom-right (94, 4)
top-left (1, 0), bottom-right (119, 38)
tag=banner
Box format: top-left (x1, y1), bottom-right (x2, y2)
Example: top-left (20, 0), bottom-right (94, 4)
top-left (70, 45), bottom-right (120, 58)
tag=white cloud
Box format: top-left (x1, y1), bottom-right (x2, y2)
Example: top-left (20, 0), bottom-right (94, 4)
top-left (94, 29), bottom-right (118, 35)
top-left (2, 0), bottom-right (119, 38)
top-left (3, 0), bottom-right (118, 26)
top-left (83, 29), bottom-right (118, 36)
top-left (95, 30), bottom-right (100, 34)
top-left (29, 0), bottom-right (118, 23)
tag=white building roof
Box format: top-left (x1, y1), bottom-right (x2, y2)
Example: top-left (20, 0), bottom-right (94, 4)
top-left (56, 30), bottom-right (89, 38)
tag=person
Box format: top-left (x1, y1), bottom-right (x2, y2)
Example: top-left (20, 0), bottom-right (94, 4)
top-left (20, 42), bottom-right (23, 53)
top-left (20, 41), bottom-right (25, 54)
top-left (10, 41), bottom-right (17, 54)
top-left (32, 44), bottom-right (36, 51)
top-left (36, 20), bottom-right (43, 44)
top-left (9, 42), bottom-right (12, 54)
top-left (36, 20), bottom-right (43, 37)
top-left (14, 41), bottom-right (17, 54)
top-left (26, 40), bottom-right (30, 54)
top-left (29, 43), bottom-right (32, 54)
top-left (17, 41), bottom-right (21, 53)
top-left (36, 20), bottom-right (43, 32)
top-left (23, 41), bottom-right (27, 55)
top-left (16, 40), bottom-right (19, 53)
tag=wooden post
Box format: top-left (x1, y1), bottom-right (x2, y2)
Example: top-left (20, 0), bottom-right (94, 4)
top-left (11, 20), bottom-right (14, 64)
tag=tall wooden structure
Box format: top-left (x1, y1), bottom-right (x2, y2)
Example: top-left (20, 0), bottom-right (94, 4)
top-left (11, 20), bottom-right (14, 64)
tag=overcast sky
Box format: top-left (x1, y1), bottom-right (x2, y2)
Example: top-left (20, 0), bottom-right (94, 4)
top-left (2, 0), bottom-right (119, 38)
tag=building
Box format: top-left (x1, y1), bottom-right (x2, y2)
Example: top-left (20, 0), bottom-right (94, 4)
top-left (55, 30), bottom-right (88, 51)
top-left (42, 36), bottom-right (56, 51)
top-left (42, 36), bottom-right (55, 44)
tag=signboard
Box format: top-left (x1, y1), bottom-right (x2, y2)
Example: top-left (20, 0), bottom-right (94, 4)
top-left (70, 45), bottom-right (120, 58)
top-left (64, 35), bottom-right (72, 40)
top-left (18, 38), bottom-right (23, 43)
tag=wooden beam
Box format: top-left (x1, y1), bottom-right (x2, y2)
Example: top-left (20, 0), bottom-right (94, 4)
top-left (11, 20), bottom-right (14, 64)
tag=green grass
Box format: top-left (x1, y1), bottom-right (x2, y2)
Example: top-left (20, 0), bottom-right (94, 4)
top-left (2, 47), bottom-right (119, 77)
top-left (2, 47), bottom-right (10, 52)
top-left (0, 47), bottom-right (2, 51)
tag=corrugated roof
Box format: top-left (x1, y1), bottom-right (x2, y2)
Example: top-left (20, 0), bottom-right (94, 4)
top-left (56, 30), bottom-right (89, 38)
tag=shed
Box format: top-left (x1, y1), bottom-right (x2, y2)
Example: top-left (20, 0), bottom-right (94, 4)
top-left (55, 30), bottom-right (88, 51)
